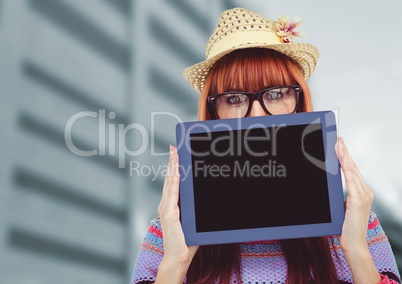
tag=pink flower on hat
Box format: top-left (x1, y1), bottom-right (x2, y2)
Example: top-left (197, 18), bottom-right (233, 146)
top-left (275, 16), bottom-right (306, 43)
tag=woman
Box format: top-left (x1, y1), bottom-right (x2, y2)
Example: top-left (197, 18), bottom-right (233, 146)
top-left (132, 8), bottom-right (401, 284)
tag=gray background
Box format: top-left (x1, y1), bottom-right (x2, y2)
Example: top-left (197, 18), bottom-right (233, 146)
top-left (0, 0), bottom-right (400, 283)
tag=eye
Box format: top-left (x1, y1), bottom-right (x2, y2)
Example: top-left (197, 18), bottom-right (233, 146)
top-left (265, 91), bottom-right (283, 100)
top-left (226, 94), bottom-right (247, 105)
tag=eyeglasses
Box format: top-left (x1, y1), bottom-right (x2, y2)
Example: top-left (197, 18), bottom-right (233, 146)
top-left (207, 85), bottom-right (302, 119)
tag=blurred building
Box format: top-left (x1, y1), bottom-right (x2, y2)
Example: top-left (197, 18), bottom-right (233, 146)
top-left (0, 0), bottom-right (225, 283)
top-left (0, 0), bottom-right (133, 283)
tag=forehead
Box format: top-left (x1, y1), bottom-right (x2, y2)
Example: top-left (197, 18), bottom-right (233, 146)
top-left (209, 49), bottom-right (297, 93)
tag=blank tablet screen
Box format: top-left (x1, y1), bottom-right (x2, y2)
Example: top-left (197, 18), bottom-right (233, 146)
top-left (189, 123), bottom-right (331, 233)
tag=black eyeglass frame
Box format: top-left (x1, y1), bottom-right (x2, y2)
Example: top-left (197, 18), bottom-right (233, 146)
top-left (207, 85), bottom-right (303, 119)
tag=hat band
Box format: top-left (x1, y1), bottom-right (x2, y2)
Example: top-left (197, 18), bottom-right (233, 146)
top-left (207, 31), bottom-right (282, 59)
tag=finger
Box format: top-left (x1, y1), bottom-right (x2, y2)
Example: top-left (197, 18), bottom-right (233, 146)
top-left (159, 145), bottom-right (182, 219)
top-left (336, 138), bottom-right (353, 180)
top-left (339, 137), bottom-right (358, 173)
top-left (336, 138), bottom-right (362, 197)
top-left (170, 145), bottom-right (180, 184)
top-left (336, 137), bottom-right (351, 171)
top-left (337, 139), bottom-right (373, 208)
top-left (165, 145), bottom-right (180, 187)
top-left (339, 138), bottom-right (371, 194)
top-left (161, 145), bottom-right (175, 199)
top-left (338, 138), bottom-right (367, 190)
top-left (167, 145), bottom-right (177, 178)
top-left (161, 145), bottom-right (179, 211)
top-left (165, 146), bottom-right (181, 207)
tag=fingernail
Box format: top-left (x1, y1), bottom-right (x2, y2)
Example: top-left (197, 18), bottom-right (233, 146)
top-left (169, 144), bottom-right (174, 154)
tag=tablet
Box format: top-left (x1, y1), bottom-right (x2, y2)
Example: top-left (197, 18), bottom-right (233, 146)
top-left (175, 110), bottom-right (344, 246)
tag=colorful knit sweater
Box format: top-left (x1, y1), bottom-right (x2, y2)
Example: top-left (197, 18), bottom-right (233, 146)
top-left (131, 212), bottom-right (401, 283)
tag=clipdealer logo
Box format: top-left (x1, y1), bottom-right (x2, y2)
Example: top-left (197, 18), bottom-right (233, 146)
top-left (64, 110), bottom-right (183, 168)
top-left (64, 109), bottom-right (339, 178)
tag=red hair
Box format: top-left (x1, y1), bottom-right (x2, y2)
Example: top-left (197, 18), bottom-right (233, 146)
top-left (187, 48), bottom-right (338, 284)
top-left (197, 48), bottom-right (313, 121)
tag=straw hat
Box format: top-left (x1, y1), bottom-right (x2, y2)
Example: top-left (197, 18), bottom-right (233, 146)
top-left (183, 8), bottom-right (319, 92)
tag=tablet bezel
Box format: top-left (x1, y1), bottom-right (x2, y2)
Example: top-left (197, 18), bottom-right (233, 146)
top-left (175, 110), bottom-right (344, 246)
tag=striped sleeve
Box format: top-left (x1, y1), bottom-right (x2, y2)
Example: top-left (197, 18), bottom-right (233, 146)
top-left (131, 218), bottom-right (164, 284)
top-left (367, 212), bottom-right (401, 283)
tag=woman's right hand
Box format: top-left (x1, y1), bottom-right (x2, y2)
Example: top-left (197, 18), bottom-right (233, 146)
top-left (155, 145), bottom-right (199, 283)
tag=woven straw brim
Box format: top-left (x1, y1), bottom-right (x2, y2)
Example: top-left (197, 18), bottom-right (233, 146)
top-left (183, 42), bottom-right (319, 93)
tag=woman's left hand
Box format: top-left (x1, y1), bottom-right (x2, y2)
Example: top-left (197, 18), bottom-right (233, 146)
top-left (335, 137), bottom-right (382, 284)
top-left (335, 137), bottom-right (374, 253)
